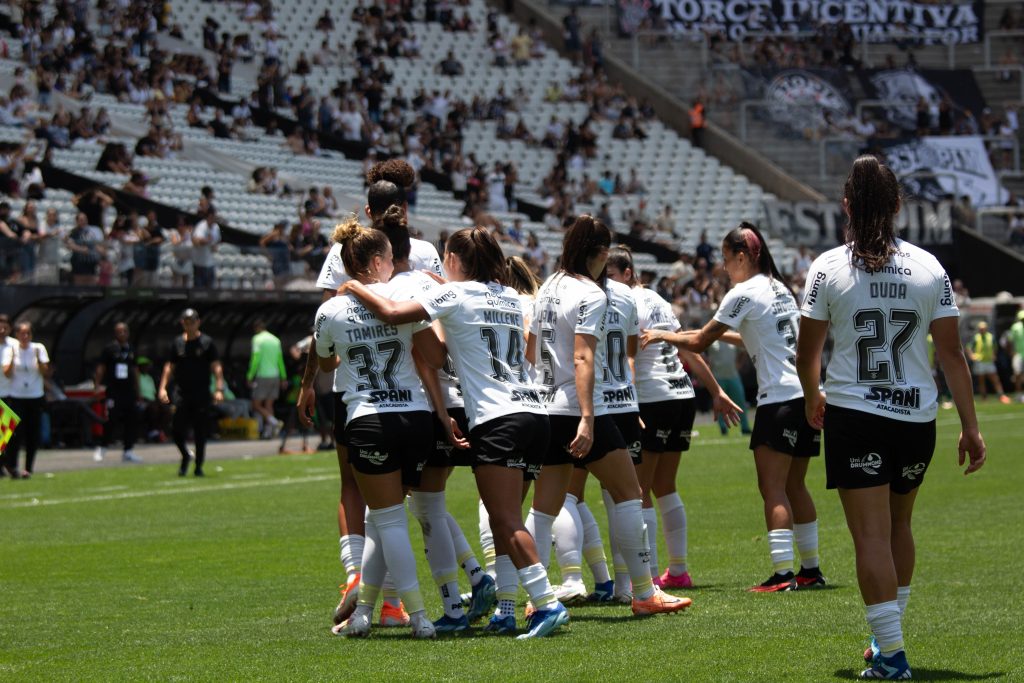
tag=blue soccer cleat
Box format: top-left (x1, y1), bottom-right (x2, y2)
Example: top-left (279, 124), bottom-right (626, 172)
top-left (466, 574), bottom-right (497, 622)
top-left (482, 613), bottom-right (517, 634)
top-left (433, 614), bottom-right (470, 633)
top-left (860, 651), bottom-right (912, 679)
top-left (586, 579), bottom-right (616, 603)
top-left (516, 601), bottom-right (569, 640)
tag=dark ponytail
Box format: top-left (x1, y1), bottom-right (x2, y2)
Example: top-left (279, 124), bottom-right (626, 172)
top-left (560, 214), bottom-right (612, 281)
top-left (722, 221), bottom-right (786, 283)
top-left (843, 155), bottom-right (901, 272)
top-left (372, 204), bottom-right (411, 262)
top-left (607, 245), bottom-right (639, 287)
top-left (444, 226), bottom-right (508, 284)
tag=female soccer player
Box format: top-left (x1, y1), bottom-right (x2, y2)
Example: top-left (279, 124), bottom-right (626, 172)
top-left (528, 215), bottom-right (691, 617)
top-left (642, 222), bottom-right (825, 593)
top-left (314, 220), bottom-right (442, 639)
top-left (339, 226), bottom-right (569, 639)
top-left (796, 156), bottom-right (985, 679)
top-left (608, 246), bottom-right (742, 592)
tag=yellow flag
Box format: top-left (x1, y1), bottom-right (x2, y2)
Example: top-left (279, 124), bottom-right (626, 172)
top-left (0, 398), bottom-right (21, 454)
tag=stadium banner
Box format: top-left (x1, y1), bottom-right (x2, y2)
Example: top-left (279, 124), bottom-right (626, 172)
top-left (873, 135), bottom-right (1008, 207)
top-left (742, 67), bottom-right (855, 136)
top-left (762, 198), bottom-right (954, 246)
top-left (859, 68), bottom-right (987, 132)
top-left (647, 1), bottom-right (984, 43)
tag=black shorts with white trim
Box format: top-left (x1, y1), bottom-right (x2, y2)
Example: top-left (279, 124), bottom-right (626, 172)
top-left (469, 412), bottom-right (549, 479)
top-left (546, 414), bottom-right (627, 467)
top-left (638, 399), bottom-right (697, 453)
top-left (430, 408), bottom-right (476, 468)
top-left (577, 411), bottom-right (642, 467)
top-left (345, 411), bottom-right (433, 488)
top-left (749, 397), bottom-right (820, 458)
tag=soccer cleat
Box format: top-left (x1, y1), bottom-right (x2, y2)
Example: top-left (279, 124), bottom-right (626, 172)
top-left (332, 573), bottom-right (360, 625)
top-left (659, 569), bottom-right (694, 589)
top-left (483, 614), bottom-right (517, 634)
top-left (466, 574), bottom-right (497, 622)
top-left (999, 394), bottom-right (1012, 405)
top-left (612, 591), bottom-right (634, 605)
top-left (122, 450), bottom-right (142, 463)
top-left (748, 571), bottom-right (797, 592)
top-left (409, 612), bottom-right (437, 639)
top-left (652, 573), bottom-right (665, 588)
top-left (331, 610), bottom-right (371, 638)
top-left (796, 566), bottom-right (827, 588)
top-left (516, 601), bottom-right (569, 640)
top-left (860, 650), bottom-right (912, 679)
top-left (433, 614), bottom-right (470, 633)
top-left (554, 581), bottom-right (588, 605)
top-left (379, 601), bottom-right (410, 627)
top-left (631, 587), bottom-right (692, 616)
top-left (864, 636), bottom-right (881, 665)
top-left (586, 579), bottom-right (616, 603)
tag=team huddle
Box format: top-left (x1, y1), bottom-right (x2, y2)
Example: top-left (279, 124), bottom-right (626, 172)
top-left (299, 157), bottom-right (985, 678)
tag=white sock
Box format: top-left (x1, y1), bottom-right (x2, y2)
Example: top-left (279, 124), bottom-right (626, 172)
top-left (614, 500), bottom-right (654, 600)
top-left (447, 512), bottom-right (484, 587)
top-left (382, 573), bottom-right (400, 608)
top-left (356, 518), bottom-right (385, 609)
top-left (768, 528), bottom-right (795, 574)
top-left (524, 508), bottom-right (556, 570)
top-left (368, 504), bottom-right (425, 614)
top-left (410, 491), bottom-right (463, 618)
top-left (865, 600), bottom-right (904, 656)
top-left (340, 534), bottom-right (364, 576)
top-left (602, 488), bottom-right (630, 591)
top-left (553, 494), bottom-right (584, 584)
top-left (657, 492), bottom-right (688, 575)
top-left (642, 506), bottom-right (660, 578)
top-left (495, 554), bottom-right (518, 617)
top-left (793, 520), bottom-right (819, 569)
top-left (479, 499), bottom-right (496, 579)
top-left (517, 562), bottom-right (557, 610)
top-left (577, 502), bottom-right (611, 584)
top-left (897, 586), bottom-right (911, 617)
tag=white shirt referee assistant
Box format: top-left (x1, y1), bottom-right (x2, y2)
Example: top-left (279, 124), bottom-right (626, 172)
top-left (2, 341), bottom-right (49, 399)
top-left (800, 239), bottom-right (959, 422)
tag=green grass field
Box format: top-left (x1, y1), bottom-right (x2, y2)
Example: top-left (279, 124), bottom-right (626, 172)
top-left (1, 403), bottom-right (1021, 682)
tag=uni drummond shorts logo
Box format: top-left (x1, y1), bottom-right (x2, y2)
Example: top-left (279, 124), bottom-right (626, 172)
top-left (902, 463), bottom-right (927, 480)
top-left (359, 449), bottom-right (388, 466)
top-left (850, 452), bottom-right (883, 475)
top-left (783, 429), bottom-right (798, 449)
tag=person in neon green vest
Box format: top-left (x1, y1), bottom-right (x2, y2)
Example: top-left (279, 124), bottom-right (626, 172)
top-left (247, 319), bottom-right (287, 438)
top-left (967, 321), bottom-right (1010, 403)
top-left (1003, 309), bottom-right (1024, 401)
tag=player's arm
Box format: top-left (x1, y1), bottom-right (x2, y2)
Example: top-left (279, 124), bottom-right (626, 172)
top-left (931, 316), bottom-right (986, 475)
top-left (719, 330), bottom-right (745, 348)
top-left (299, 288), bottom-right (334, 425)
top-left (411, 325), bottom-right (446, 370)
top-left (337, 280), bottom-right (429, 324)
top-left (413, 345), bottom-right (468, 450)
top-left (795, 316), bottom-right (829, 430)
top-left (247, 341), bottom-right (260, 384)
top-left (641, 319), bottom-right (729, 353)
top-left (626, 334), bottom-right (638, 383)
top-left (680, 348), bottom-right (742, 426)
top-left (158, 361), bottom-right (173, 403)
top-left (211, 360), bottom-right (225, 404)
top-left (569, 333), bottom-right (597, 459)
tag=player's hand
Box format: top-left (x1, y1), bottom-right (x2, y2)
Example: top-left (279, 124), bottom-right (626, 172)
top-left (958, 428), bottom-right (986, 475)
top-left (713, 390), bottom-right (743, 427)
top-left (336, 281), bottom-right (353, 296)
top-left (421, 270), bottom-right (447, 285)
top-left (296, 384), bottom-right (316, 427)
top-left (158, 388), bottom-right (170, 404)
top-left (805, 390), bottom-right (825, 430)
top-left (445, 416), bottom-right (470, 450)
top-left (568, 416), bottom-right (594, 459)
top-left (639, 329), bottom-right (665, 350)
top-left (213, 389), bottom-right (224, 404)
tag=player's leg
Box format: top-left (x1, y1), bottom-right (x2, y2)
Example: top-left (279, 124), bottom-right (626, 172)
top-left (750, 446), bottom-right (797, 591)
top-left (410, 466), bottom-right (467, 631)
top-left (651, 451), bottom-right (692, 588)
top-left (551, 468), bottom-right (588, 603)
top-left (787, 457), bottom-right (825, 588)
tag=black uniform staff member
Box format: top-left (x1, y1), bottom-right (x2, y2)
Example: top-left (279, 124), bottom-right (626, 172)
top-left (158, 308), bottom-right (224, 477)
top-left (93, 321), bottom-right (143, 464)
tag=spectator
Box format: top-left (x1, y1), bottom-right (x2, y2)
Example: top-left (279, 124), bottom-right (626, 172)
top-left (35, 207), bottom-right (64, 284)
top-left (93, 321), bottom-right (143, 464)
top-left (247, 319), bottom-right (287, 439)
top-left (167, 216), bottom-right (193, 288)
top-left (689, 98), bottom-right (706, 148)
top-left (438, 50), bottom-right (464, 76)
top-left (136, 211), bottom-right (164, 287)
top-left (192, 208), bottom-right (221, 288)
top-left (66, 212), bottom-right (104, 286)
top-left (123, 171), bottom-right (149, 197)
top-left (2, 320), bottom-right (49, 478)
top-left (695, 230), bottom-right (715, 265)
top-left (260, 220), bottom-right (292, 287)
top-left (524, 231), bottom-right (547, 277)
top-left (511, 29), bottom-right (532, 67)
top-left (563, 8), bottom-right (582, 62)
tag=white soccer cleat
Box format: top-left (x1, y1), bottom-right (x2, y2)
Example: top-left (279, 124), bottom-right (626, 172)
top-left (332, 610), bottom-right (371, 638)
top-left (409, 612), bottom-right (437, 639)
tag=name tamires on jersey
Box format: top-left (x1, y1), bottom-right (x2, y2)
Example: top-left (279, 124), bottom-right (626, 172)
top-left (713, 273), bottom-right (804, 406)
top-left (801, 239), bottom-right (958, 422)
top-left (418, 280), bottom-right (546, 430)
top-left (600, 279), bottom-right (640, 413)
top-left (314, 282), bottom-right (430, 423)
top-left (632, 287), bottom-right (695, 403)
top-left (531, 273), bottom-right (609, 416)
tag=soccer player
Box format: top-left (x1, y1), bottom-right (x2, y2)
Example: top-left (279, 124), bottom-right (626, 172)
top-left (339, 226), bottom-right (569, 638)
top-left (642, 223), bottom-right (825, 592)
top-left (796, 155), bottom-right (985, 679)
top-left (1004, 310), bottom-right (1024, 400)
top-left (608, 246), bottom-right (742, 593)
top-left (528, 215), bottom-right (691, 617)
top-left (315, 220), bottom-right (441, 639)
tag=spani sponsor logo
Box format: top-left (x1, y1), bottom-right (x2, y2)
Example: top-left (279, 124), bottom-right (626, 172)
top-left (849, 452), bottom-right (883, 475)
top-left (864, 386), bottom-right (920, 414)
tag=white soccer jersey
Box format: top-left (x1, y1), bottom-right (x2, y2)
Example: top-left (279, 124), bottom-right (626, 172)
top-left (418, 280), bottom-right (546, 430)
top-left (632, 287), bottom-right (695, 403)
top-left (314, 284), bottom-right (430, 423)
top-left (0, 336), bottom-right (16, 397)
top-left (801, 239), bottom-right (959, 422)
top-left (387, 269), bottom-right (463, 409)
top-left (316, 237), bottom-right (444, 290)
top-left (713, 273), bottom-right (804, 406)
top-left (600, 279), bottom-right (641, 414)
top-left (531, 273), bottom-right (608, 416)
